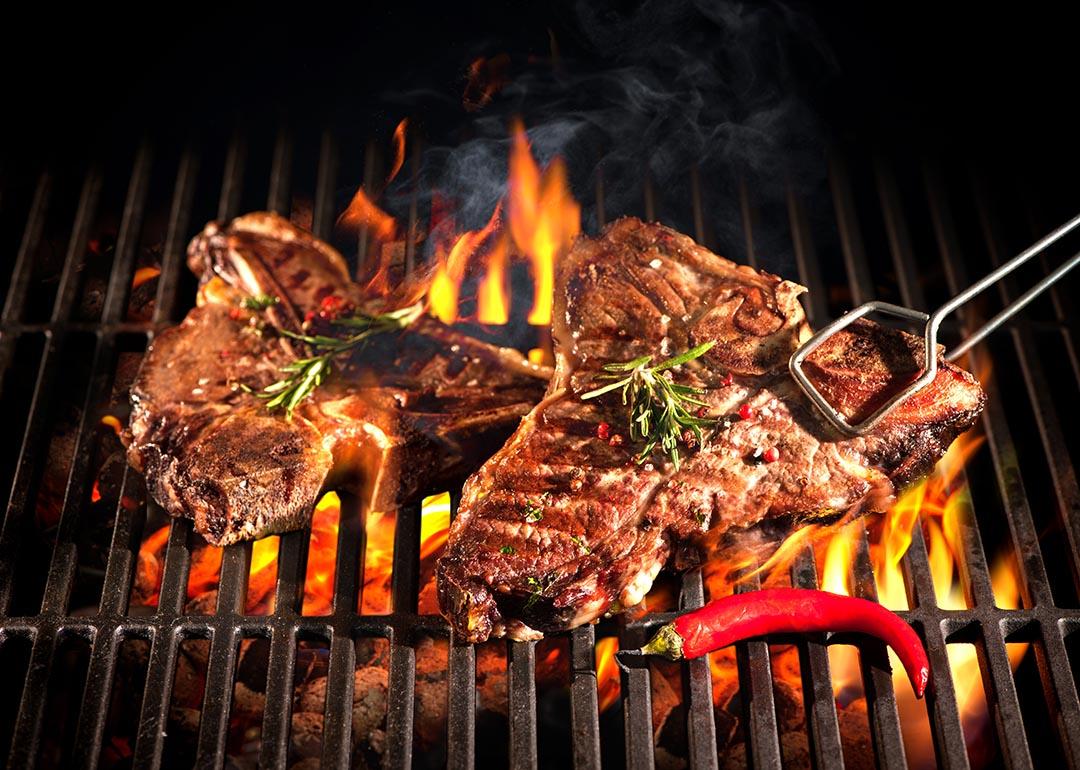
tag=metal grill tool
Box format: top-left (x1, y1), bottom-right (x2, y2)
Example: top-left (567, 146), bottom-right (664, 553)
top-left (790, 212), bottom-right (1080, 435)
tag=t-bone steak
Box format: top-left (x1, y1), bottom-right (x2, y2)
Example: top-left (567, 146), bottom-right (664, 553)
top-left (436, 217), bottom-right (985, 642)
top-left (125, 212), bottom-right (550, 546)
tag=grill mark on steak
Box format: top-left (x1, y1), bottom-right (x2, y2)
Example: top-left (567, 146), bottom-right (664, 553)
top-left (437, 217), bottom-right (986, 642)
top-left (127, 213), bottom-right (550, 546)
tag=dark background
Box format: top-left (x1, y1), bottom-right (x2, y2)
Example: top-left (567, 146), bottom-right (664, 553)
top-left (2, 2), bottom-right (1078, 167)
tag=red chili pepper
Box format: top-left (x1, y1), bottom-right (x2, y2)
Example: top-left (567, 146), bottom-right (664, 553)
top-left (638, 587), bottom-right (930, 698)
top-left (597, 422), bottom-right (611, 440)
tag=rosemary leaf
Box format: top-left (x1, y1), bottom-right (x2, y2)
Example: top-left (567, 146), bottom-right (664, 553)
top-left (581, 340), bottom-right (716, 470)
top-left (255, 301), bottom-right (423, 418)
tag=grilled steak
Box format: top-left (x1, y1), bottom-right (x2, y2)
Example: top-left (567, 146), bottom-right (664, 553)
top-left (126, 213), bottom-right (550, 546)
top-left (437, 217), bottom-right (985, 642)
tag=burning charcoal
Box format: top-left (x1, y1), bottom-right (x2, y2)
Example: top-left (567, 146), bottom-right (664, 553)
top-left (232, 681), bottom-right (266, 722)
top-left (296, 665), bottom-right (389, 748)
top-left (289, 712), bottom-right (324, 760)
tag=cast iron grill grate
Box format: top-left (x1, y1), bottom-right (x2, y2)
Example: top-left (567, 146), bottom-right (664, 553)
top-left (1, 123), bottom-right (1079, 770)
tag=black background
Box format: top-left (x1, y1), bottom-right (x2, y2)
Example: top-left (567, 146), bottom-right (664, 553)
top-left (2, 2), bottom-right (1078, 167)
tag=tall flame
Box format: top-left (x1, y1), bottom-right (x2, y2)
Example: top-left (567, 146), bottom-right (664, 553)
top-left (476, 235), bottom-right (510, 325)
top-left (428, 204), bottom-right (502, 324)
top-left (507, 120), bottom-right (580, 326)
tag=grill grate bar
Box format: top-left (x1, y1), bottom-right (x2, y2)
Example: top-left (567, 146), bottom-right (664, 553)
top-left (849, 521), bottom-right (907, 770)
top-left (70, 624), bottom-right (120, 768)
top-left (258, 529), bottom-right (308, 768)
top-left (267, 126), bottom-right (294, 215)
top-left (619, 619), bottom-right (656, 770)
top-left (786, 185), bottom-right (829, 326)
top-left (384, 642), bottom-right (417, 768)
top-left (385, 500), bottom-right (422, 767)
top-left (679, 569), bottom-right (719, 770)
top-left (312, 128), bottom-right (339, 241)
top-left (509, 639), bottom-right (539, 768)
top-left (320, 492), bottom-right (364, 767)
top-left (828, 152), bottom-right (875, 307)
top-left (791, 548), bottom-right (845, 770)
top-left (447, 634), bottom-right (477, 769)
top-left (8, 629), bottom-right (56, 766)
top-left (152, 144), bottom-right (200, 324)
top-left (734, 572), bottom-right (783, 769)
top-left (0, 170), bottom-right (50, 326)
top-left (569, 624), bottom-right (602, 769)
top-left (218, 128), bottom-right (247, 222)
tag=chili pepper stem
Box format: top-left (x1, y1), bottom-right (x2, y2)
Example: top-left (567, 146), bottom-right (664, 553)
top-left (639, 623), bottom-right (684, 660)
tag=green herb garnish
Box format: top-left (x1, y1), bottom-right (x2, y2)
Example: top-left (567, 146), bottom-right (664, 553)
top-left (257, 302), bottom-right (423, 418)
top-left (500, 545), bottom-right (515, 555)
top-left (580, 341), bottom-right (717, 470)
top-left (242, 293), bottom-right (280, 311)
top-left (569, 534), bottom-right (590, 554)
top-left (523, 576), bottom-right (545, 609)
top-left (523, 501), bottom-right (544, 523)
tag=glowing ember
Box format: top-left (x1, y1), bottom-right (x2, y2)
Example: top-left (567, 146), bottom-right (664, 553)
top-left (131, 265), bottom-right (161, 289)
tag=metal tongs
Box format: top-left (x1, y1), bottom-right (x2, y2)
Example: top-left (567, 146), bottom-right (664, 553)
top-left (790, 212), bottom-right (1080, 436)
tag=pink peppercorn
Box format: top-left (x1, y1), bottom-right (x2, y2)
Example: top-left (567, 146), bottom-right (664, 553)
top-left (764, 447), bottom-right (780, 463)
top-left (739, 403), bottom-right (754, 420)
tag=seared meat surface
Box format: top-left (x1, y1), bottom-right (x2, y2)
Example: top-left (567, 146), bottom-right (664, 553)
top-left (437, 217), bottom-right (985, 642)
top-left (126, 213), bottom-right (550, 546)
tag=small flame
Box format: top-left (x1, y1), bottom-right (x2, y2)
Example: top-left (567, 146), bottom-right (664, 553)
top-left (338, 187), bottom-right (398, 243)
top-left (595, 636), bottom-right (621, 712)
top-left (387, 119), bottom-right (408, 186)
top-left (428, 204), bottom-right (502, 324)
top-left (91, 480), bottom-right (102, 504)
top-left (463, 54), bottom-right (510, 112)
top-left (476, 236), bottom-right (510, 325)
top-left (507, 120), bottom-right (580, 326)
top-left (100, 415), bottom-right (123, 437)
top-left (131, 266), bottom-right (161, 289)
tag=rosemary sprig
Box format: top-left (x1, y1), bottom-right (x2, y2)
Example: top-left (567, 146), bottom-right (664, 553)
top-left (580, 340), bottom-right (717, 470)
top-left (257, 302), bottom-right (424, 418)
top-left (241, 293), bottom-right (280, 311)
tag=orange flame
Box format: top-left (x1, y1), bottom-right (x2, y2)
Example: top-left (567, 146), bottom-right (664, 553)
top-left (463, 54), bottom-right (510, 112)
top-left (476, 235), bottom-right (510, 325)
top-left (595, 636), bottom-right (621, 712)
top-left (387, 119), bottom-right (409, 187)
top-left (428, 204), bottom-right (502, 324)
top-left (338, 188), bottom-right (398, 243)
top-left (131, 266), bottom-right (161, 289)
top-left (508, 120), bottom-right (580, 326)
top-left (100, 414), bottom-right (123, 437)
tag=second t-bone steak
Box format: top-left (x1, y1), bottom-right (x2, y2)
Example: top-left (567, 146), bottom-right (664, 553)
top-left (437, 217), bottom-right (985, 642)
top-left (126, 213), bottom-right (550, 546)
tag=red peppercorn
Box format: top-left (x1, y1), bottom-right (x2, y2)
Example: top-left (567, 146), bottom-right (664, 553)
top-left (304, 310), bottom-right (316, 323)
top-left (597, 422), bottom-right (611, 440)
top-left (609, 434), bottom-right (624, 447)
top-left (764, 447), bottom-right (780, 463)
top-left (228, 307), bottom-right (243, 320)
top-left (695, 406), bottom-right (709, 418)
top-left (739, 403), bottom-right (754, 420)
top-left (721, 372), bottom-right (734, 386)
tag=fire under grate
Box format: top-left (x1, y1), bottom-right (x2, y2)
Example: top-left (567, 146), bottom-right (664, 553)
top-left (1, 122), bottom-right (1079, 770)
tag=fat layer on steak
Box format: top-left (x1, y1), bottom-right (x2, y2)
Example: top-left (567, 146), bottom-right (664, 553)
top-left (126, 213), bottom-right (550, 546)
top-left (436, 217), bottom-right (986, 642)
